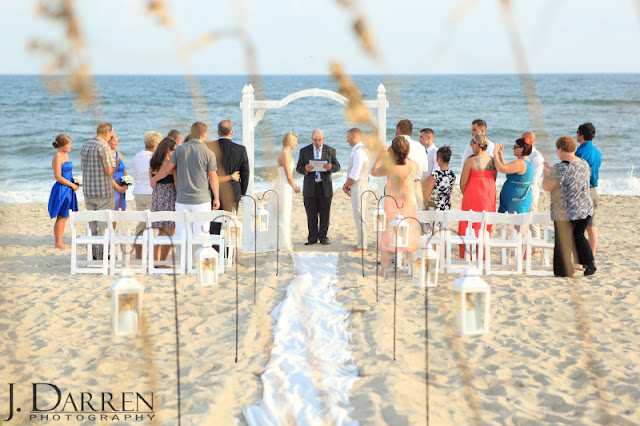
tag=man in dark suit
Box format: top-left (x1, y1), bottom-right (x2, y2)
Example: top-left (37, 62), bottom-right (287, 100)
top-left (205, 120), bottom-right (250, 234)
top-left (296, 129), bottom-right (341, 245)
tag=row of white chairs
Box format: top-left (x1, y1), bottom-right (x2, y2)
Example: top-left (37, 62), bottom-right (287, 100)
top-left (415, 210), bottom-right (555, 276)
top-left (69, 210), bottom-right (238, 275)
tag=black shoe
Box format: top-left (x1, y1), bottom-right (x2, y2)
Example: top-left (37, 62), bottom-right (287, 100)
top-left (320, 237), bottom-right (330, 245)
top-left (584, 262), bottom-right (597, 276)
top-left (304, 241), bottom-right (317, 246)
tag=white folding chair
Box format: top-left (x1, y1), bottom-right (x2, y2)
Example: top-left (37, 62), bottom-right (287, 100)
top-left (147, 211), bottom-right (186, 275)
top-left (185, 211), bottom-right (226, 275)
top-left (70, 210), bottom-right (110, 275)
top-left (418, 210), bottom-right (447, 274)
top-left (444, 210), bottom-right (485, 273)
top-left (483, 212), bottom-right (527, 275)
top-left (525, 212), bottom-right (554, 275)
top-left (109, 210), bottom-right (149, 275)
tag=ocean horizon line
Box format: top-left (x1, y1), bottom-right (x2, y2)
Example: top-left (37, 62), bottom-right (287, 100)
top-left (2, 72), bottom-right (639, 77)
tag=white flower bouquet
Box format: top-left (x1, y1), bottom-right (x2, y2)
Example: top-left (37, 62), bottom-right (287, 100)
top-left (72, 175), bottom-right (83, 186)
top-left (121, 175), bottom-right (134, 186)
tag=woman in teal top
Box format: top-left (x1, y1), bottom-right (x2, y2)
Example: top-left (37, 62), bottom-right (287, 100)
top-left (494, 137), bottom-right (534, 213)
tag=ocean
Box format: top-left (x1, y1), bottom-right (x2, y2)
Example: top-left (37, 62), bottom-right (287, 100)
top-left (1, 73), bottom-right (639, 205)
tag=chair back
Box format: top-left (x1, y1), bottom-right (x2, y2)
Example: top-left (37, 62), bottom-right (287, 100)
top-left (70, 210), bottom-right (110, 236)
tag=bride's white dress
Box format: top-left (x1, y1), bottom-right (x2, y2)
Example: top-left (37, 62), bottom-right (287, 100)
top-left (256, 161), bottom-right (294, 252)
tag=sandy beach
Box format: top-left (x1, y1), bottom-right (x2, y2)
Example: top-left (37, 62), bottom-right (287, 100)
top-left (1, 189), bottom-right (639, 425)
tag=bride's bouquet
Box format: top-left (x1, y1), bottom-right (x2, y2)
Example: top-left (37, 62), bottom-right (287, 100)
top-left (121, 175), bottom-right (134, 186)
top-left (72, 175), bottom-right (83, 186)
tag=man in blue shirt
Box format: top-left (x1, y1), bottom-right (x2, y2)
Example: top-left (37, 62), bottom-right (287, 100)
top-left (575, 122), bottom-right (601, 257)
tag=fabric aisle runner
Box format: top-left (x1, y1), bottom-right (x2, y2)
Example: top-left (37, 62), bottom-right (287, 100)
top-left (243, 252), bottom-right (359, 426)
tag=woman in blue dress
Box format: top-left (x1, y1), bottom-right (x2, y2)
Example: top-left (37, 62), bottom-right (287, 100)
top-left (108, 134), bottom-right (128, 210)
top-left (494, 137), bottom-right (534, 213)
top-left (48, 134), bottom-right (79, 248)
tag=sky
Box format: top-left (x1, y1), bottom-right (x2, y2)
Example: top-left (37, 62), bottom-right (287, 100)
top-left (1, 0), bottom-right (639, 75)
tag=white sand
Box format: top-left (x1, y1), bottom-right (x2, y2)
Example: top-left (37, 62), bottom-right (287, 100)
top-left (1, 190), bottom-right (639, 424)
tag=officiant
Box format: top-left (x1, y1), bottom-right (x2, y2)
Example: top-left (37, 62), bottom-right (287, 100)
top-left (296, 129), bottom-right (340, 245)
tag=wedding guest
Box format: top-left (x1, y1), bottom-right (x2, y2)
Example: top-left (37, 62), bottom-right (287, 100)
top-left (342, 128), bottom-right (370, 251)
top-left (418, 128), bottom-right (439, 178)
top-left (459, 119), bottom-right (495, 172)
top-left (542, 135), bottom-right (596, 277)
top-left (459, 134), bottom-right (496, 257)
top-left (80, 122), bottom-right (118, 259)
top-left (423, 146), bottom-right (455, 211)
top-left (575, 122), bottom-right (601, 257)
top-left (494, 137), bottom-right (533, 214)
top-left (522, 131), bottom-right (545, 248)
top-left (131, 131), bottom-right (161, 258)
top-left (151, 122), bottom-right (219, 241)
top-left (167, 129), bottom-right (183, 145)
top-left (48, 134), bottom-right (79, 249)
top-left (371, 136), bottom-right (420, 278)
top-left (149, 137), bottom-right (177, 261)
top-left (108, 134), bottom-right (128, 211)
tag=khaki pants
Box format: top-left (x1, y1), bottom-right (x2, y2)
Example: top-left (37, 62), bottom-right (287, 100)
top-left (85, 196), bottom-right (115, 258)
top-left (350, 181), bottom-right (368, 249)
top-left (134, 194), bottom-right (153, 236)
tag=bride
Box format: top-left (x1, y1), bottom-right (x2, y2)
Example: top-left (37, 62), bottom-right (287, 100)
top-left (257, 132), bottom-right (301, 252)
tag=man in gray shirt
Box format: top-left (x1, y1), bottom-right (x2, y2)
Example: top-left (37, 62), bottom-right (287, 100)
top-left (153, 122), bottom-right (220, 240)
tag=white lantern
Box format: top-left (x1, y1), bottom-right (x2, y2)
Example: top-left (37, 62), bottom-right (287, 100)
top-left (253, 206), bottom-right (269, 232)
top-left (225, 213), bottom-right (242, 249)
top-left (390, 214), bottom-right (409, 248)
top-left (372, 206), bottom-right (386, 232)
top-left (110, 269), bottom-right (144, 336)
top-left (452, 268), bottom-right (490, 335)
top-left (412, 246), bottom-right (439, 288)
top-left (195, 240), bottom-right (219, 286)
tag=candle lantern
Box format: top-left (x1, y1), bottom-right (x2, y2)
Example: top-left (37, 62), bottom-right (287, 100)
top-left (412, 246), bottom-right (439, 288)
top-left (372, 206), bottom-right (386, 232)
top-left (225, 213), bottom-right (242, 249)
top-left (390, 214), bottom-right (409, 248)
top-left (253, 206), bottom-right (269, 232)
top-left (452, 268), bottom-right (490, 335)
top-left (110, 269), bottom-right (144, 336)
top-left (195, 240), bottom-right (219, 286)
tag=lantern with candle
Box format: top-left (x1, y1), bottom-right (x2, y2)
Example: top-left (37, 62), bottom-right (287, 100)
top-left (225, 211), bottom-right (242, 249)
top-left (195, 240), bottom-right (219, 286)
top-left (110, 269), bottom-right (144, 336)
top-left (452, 268), bottom-right (490, 335)
top-left (372, 206), bottom-right (386, 232)
top-left (390, 214), bottom-right (409, 248)
top-left (253, 206), bottom-right (269, 232)
top-left (412, 246), bottom-right (439, 288)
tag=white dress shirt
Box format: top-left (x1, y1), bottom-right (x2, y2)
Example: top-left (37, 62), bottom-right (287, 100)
top-left (347, 142), bottom-right (369, 181)
top-left (460, 138), bottom-right (495, 172)
top-left (404, 136), bottom-right (429, 181)
top-left (528, 147), bottom-right (545, 188)
top-left (425, 144), bottom-right (440, 177)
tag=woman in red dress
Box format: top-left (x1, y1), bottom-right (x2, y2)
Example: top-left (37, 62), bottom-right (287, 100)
top-left (458, 134), bottom-right (497, 257)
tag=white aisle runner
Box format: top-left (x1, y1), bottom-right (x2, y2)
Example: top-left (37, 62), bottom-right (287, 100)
top-left (243, 252), bottom-right (359, 426)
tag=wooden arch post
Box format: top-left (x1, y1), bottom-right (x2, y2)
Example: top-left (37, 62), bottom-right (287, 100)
top-left (239, 84), bottom-right (389, 251)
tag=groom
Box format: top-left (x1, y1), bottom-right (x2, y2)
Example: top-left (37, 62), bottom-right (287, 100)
top-left (296, 129), bottom-right (340, 245)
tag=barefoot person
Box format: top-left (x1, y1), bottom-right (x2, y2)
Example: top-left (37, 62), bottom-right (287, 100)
top-left (48, 134), bottom-right (79, 249)
top-left (342, 128), bottom-right (370, 251)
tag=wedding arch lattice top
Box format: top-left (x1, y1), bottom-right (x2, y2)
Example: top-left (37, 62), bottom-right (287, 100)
top-left (239, 83), bottom-right (390, 249)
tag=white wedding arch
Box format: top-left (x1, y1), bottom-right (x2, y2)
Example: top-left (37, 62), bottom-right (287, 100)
top-left (239, 83), bottom-right (389, 250)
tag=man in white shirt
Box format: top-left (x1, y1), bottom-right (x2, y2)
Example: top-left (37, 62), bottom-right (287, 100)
top-left (396, 119), bottom-right (429, 208)
top-left (131, 130), bottom-right (162, 258)
top-left (419, 127), bottom-right (440, 176)
top-left (460, 119), bottom-right (495, 172)
top-left (522, 131), bottom-right (544, 242)
top-left (342, 128), bottom-right (370, 251)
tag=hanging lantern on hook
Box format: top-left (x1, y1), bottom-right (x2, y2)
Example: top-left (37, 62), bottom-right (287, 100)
top-left (372, 206), bottom-right (386, 232)
top-left (195, 240), bottom-right (219, 286)
top-left (390, 214), bottom-right (409, 248)
top-left (225, 211), bottom-right (242, 249)
top-left (412, 246), bottom-right (439, 288)
top-left (253, 206), bottom-right (269, 232)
